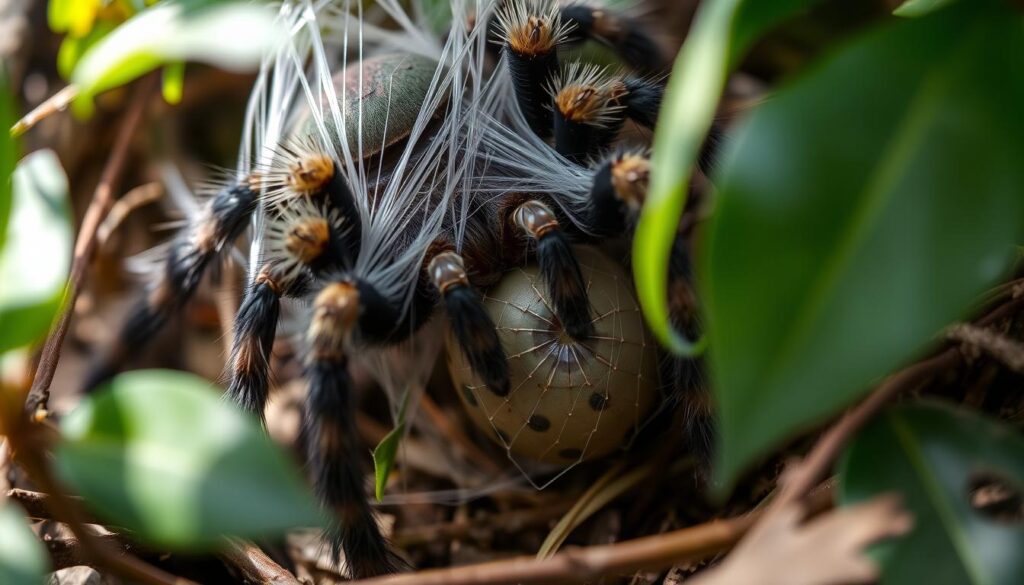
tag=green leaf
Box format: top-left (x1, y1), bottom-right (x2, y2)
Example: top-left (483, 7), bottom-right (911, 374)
top-left (0, 503), bottom-right (48, 585)
top-left (48, 0), bottom-right (102, 37)
top-left (161, 61), bottom-right (185, 104)
top-left (0, 69), bottom-right (16, 252)
top-left (633, 0), bottom-right (820, 355)
top-left (893, 0), bottom-right (958, 17)
top-left (703, 0), bottom-right (1024, 488)
top-left (71, 0), bottom-right (281, 113)
top-left (0, 150), bottom-right (72, 354)
top-left (57, 20), bottom-right (119, 79)
top-left (839, 402), bottom-right (1024, 584)
top-left (372, 390), bottom-right (410, 502)
top-left (55, 369), bottom-right (323, 550)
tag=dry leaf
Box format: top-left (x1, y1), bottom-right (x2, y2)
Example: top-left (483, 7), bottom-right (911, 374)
top-left (690, 494), bottom-right (912, 585)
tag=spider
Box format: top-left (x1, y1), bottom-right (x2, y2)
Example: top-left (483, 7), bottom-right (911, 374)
top-left (86, 0), bottom-right (717, 578)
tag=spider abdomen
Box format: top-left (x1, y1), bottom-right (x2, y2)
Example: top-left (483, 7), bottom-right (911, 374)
top-left (450, 246), bottom-right (661, 465)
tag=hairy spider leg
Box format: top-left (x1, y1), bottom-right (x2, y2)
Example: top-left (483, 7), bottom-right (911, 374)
top-left (227, 191), bottom-right (353, 420)
top-left (560, 3), bottom-right (666, 74)
top-left (428, 250), bottom-right (511, 397)
top-left (495, 0), bottom-right (570, 138)
top-left (83, 180), bottom-right (260, 392)
top-left (513, 200), bottom-right (594, 341)
top-left (303, 280), bottom-right (407, 578)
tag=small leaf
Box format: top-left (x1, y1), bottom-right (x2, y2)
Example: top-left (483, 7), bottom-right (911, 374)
top-left (48, 0), bottom-right (102, 37)
top-left (161, 61), bottom-right (186, 105)
top-left (633, 0), bottom-right (821, 354)
top-left (839, 402), bottom-right (1024, 584)
top-left (372, 390), bottom-right (410, 502)
top-left (893, 0), bottom-right (958, 17)
top-left (71, 0), bottom-right (281, 112)
top-left (0, 150), bottom-right (72, 354)
top-left (704, 1), bottom-right (1024, 487)
top-left (0, 503), bottom-right (49, 585)
top-left (55, 369), bottom-right (323, 550)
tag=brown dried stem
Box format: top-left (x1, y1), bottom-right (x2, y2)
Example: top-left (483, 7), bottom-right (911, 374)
top-left (25, 79), bottom-right (153, 415)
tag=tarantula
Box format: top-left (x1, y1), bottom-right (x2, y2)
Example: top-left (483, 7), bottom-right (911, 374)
top-left (86, 0), bottom-right (716, 578)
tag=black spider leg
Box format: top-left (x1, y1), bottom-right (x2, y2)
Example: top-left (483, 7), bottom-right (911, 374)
top-left (428, 250), bottom-right (510, 397)
top-left (512, 200), bottom-right (593, 340)
top-left (560, 4), bottom-right (665, 73)
top-left (303, 279), bottom-right (406, 579)
top-left (621, 77), bottom-right (663, 129)
top-left (552, 86), bottom-right (624, 163)
top-left (225, 268), bottom-right (282, 420)
top-left (498, 3), bottom-right (564, 138)
top-left (83, 180), bottom-right (259, 392)
top-left (226, 165), bottom-right (361, 420)
top-left (586, 154), bottom-right (715, 469)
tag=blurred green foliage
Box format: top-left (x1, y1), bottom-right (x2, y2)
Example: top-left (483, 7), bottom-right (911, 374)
top-left (840, 402), bottom-right (1024, 584)
top-left (0, 150), bottom-right (71, 354)
top-left (0, 504), bottom-right (48, 585)
top-left (703, 0), bottom-right (1024, 489)
top-left (634, 0), bottom-right (822, 356)
top-left (56, 370), bottom-right (324, 550)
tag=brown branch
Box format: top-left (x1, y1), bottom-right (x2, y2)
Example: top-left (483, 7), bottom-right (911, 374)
top-left (44, 532), bottom-right (147, 572)
top-left (11, 489), bottom-right (302, 585)
top-left (354, 515), bottom-right (756, 585)
top-left (10, 85), bottom-right (80, 137)
top-left (221, 539), bottom-right (303, 585)
top-left (356, 482), bottom-right (840, 585)
top-left (25, 79), bottom-right (154, 415)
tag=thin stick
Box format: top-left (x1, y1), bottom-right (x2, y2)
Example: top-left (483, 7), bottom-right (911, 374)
top-left (25, 80), bottom-right (153, 415)
top-left (221, 539), bottom-right (303, 585)
top-left (354, 515), bottom-right (757, 585)
top-left (10, 85), bottom-right (80, 137)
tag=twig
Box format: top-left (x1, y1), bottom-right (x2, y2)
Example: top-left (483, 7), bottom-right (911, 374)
top-left (354, 515), bottom-right (756, 585)
top-left (25, 79), bottom-right (154, 415)
top-left (771, 292), bottom-right (1024, 511)
top-left (356, 484), bottom-right (841, 585)
top-left (221, 539), bottom-right (303, 585)
top-left (393, 499), bottom-right (574, 548)
top-left (97, 181), bottom-right (165, 246)
top-left (418, 393), bottom-right (503, 476)
top-left (11, 489), bottom-right (303, 585)
top-left (946, 323), bottom-right (1024, 374)
top-left (10, 84), bottom-right (80, 137)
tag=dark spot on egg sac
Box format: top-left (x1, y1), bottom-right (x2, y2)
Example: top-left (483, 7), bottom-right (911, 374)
top-left (528, 414), bottom-right (551, 432)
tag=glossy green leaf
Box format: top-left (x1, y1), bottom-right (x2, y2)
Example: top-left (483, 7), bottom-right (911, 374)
top-left (633, 0), bottom-right (820, 355)
top-left (839, 402), bottom-right (1024, 584)
top-left (704, 0), bottom-right (1024, 488)
top-left (372, 390), bottom-right (410, 502)
top-left (893, 0), bottom-right (958, 17)
top-left (55, 369), bottom-right (323, 550)
top-left (71, 0), bottom-right (281, 113)
top-left (0, 150), bottom-right (72, 354)
top-left (0, 504), bottom-right (48, 585)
